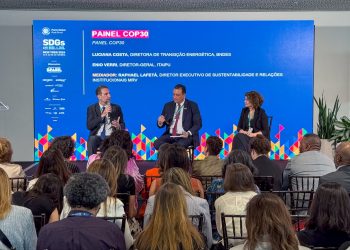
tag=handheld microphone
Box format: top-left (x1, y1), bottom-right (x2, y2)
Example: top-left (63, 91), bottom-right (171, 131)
top-left (106, 101), bottom-right (111, 119)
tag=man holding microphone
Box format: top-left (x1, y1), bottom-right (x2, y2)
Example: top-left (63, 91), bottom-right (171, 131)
top-left (87, 85), bottom-right (125, 155)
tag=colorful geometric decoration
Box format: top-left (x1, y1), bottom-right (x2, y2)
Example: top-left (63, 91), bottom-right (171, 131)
top-left (35, 124), bottom-right (308, 161)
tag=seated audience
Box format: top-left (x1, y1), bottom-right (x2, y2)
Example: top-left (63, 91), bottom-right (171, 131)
top-left (207, 149), bottom-right (257, 194)
top-left (0, 168), bottom-right (36, 250)
top-left (60, 158), bottom-right (133, 249)
top-left (87, 130), bottom-right (144, 194)
top-left (192, 136), bottom-right (223, 176)
top-left (298, 182), bottom-right (350, 248)
top-left (50, 136), bottom-right (80, 173)
top-left (231, 193), bottom-right (310, 250)
top-left (27, 148), bottom-right (70, 190)
top-left (149, 144), bottom-right (204, 198)
top-left (144, 167), bottom-right (212, 248)
top-left (0, 137), bottom-right (25, 190)
top-left (134, 183), bottom-right (205, 250)
top-left (215, 163), bottom-right (257, 247)
top-left (320, 142), bottom-right (350, 192)
top-left (37, 172), bottom-right (126, 250)
top-left (250, 135), bottom-right (282, 190)
top-left (283, 133), bottom-right (335, 190)
top-left (12, 173), bottom-right (63, 233)
top-left (103, 145), bottom-right (137, 218)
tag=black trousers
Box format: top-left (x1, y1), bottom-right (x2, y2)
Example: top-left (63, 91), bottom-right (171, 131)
top-left (154, 134), bottom-right (193, 150)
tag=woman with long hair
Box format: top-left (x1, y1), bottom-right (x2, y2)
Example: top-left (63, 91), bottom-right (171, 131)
top-left (102, 145), bottom-right (137, 218)
top-left (215, 163), bottom-right (257, 247)
top-left (144, 167), bottom-right (212, 248)
top-left (60, 158), bottom-right (133, 249)
top-left (134, 183), bottom-right (205, 250)
top-left (0, 168), bottom-right (37, 249)
top-left (231, 193), bottom-right (309, 250)
top-left (298, 182), bottom-right (350, 248)
top-left (87, 130), bottom-right (144, 194)
top-left (149, 144), bottom-right (204, 198)
top-left (12, 173), bottom-right (63, 233)
top-left (28, 148), bottom-right (70, 190)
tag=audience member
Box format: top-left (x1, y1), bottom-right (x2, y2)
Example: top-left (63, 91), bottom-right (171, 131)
top-left (50, 136), bottom-right (80, 173)
top-left (144, 167), bottom-right (212, 248)
top-left (207, 149), bottom-right (257, 194)
top-left (60, 158), bottom-right (133, 249)
top-left (149, 144), bottom-right (204, 198)
top-left (298, 182), bottom-right (350, 248)
top-left (87, 130), bottom-right (144, 194)
top-left (283, 133), bottom-right (335, 190)
top-left (0, 168), bottom-right (37, 250)
top-left (27, 148), bottom-right (70, 190)
top-left (134, 183), bottom-right (205, 250)
top-left (320, 141), bottom-right (350, 192)
top-left (37, 172), bottom-right (126, 250)
top-left (215, 164), bottom-right (257, 247)
top-left (12, 173), bottom-right (63, 233)
top-left (231, 193), bottom-right (310, 250)
top-left (103, 145), bottom-right (137, 218)
top-left (192, 136), bottom-right (223, 176)
top-left (0, 137), bottom-right (25, 190)
top-left (250, 135), bottom-right (282, 190)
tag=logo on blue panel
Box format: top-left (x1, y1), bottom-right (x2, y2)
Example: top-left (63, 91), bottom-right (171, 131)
top-left (42, 27), bottom-right (50, 35)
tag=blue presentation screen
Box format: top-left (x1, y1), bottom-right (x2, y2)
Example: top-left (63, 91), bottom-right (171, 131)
top-left (33, 20), bottom-right (314, 161)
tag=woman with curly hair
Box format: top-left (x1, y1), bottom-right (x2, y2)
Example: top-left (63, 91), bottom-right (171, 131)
top-left (232, 91), bottom-right (269, 152)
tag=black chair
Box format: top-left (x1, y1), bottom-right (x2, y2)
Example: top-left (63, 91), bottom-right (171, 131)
top-left (116, 192), bottom-right (130, 216)
top-left (254, 176), bottom-right (274, 191)
top-left (187, 145), bottom-right (195, 162)
top-left (33, 213), bottom-right (46, 233)
top-left (270, 190), bottom-right (314, 214)
top-left (9, 177), bottom-right (28, 191)
top-left (205, 191), bottom-right (225, 215)
top-left (289, 175), bottom-right (321, 192)
top-left (221, 213), bottom-right (246, 250)
top-left (102, 215), bottom-right (127, 233)
top-left (188, 213), bottom-right (204, 233)
top-left (267, 116), bottom-right (273, 139)
top-left (195, 175), bottom-right (222, 191)
top-left (290, 214), bottom-right (309, 232)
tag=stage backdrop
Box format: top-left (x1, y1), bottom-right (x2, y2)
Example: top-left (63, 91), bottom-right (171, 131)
top-left (33, 20), bottom-right (314, 161)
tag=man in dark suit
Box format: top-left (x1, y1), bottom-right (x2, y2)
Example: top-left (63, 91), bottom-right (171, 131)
top-left (86, 85), bottom-right (125, 155)
top-left (320, 142), bottom-right (350, 192)
top-left (154, 84), bottom-right (202, 150)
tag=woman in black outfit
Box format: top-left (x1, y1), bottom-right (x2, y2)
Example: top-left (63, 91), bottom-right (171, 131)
top-left (233, 91), bottom-right (269, 152)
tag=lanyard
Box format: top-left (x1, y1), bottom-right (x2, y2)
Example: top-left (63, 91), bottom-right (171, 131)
top-left (175, 104), bottom-right (184, 116)
top-left (68, 211), bottom-right (93, 217)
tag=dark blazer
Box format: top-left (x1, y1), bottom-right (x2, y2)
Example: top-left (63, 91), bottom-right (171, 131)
top-left (320, 165), bottom-right (350, 193)
top-left (157, 99), bottom-right (202, 147)
top-left (87, 103), bottom-right (125, 135)
top-left (253, 155), bottom-right (282, 190)
top-left (237, 107), bottom-right (269, 139)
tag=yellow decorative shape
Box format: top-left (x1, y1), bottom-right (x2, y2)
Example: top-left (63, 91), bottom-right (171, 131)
top-left (47, 125), bottom-right (52, 133)
top-left (141, 124), bottom-right (146, 133)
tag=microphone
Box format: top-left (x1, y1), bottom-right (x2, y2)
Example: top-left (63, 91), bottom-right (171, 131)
top-left (106, 101), bottom-right (111, 119)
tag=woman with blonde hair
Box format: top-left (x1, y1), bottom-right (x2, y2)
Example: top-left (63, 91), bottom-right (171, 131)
top-left (60, 158), bottom-right (133, 249)
top-left (231, 193), bottom-right (309, 250)
top-left (0, 168), bottom-right (37, 250)
top-left (135, 183), bottom-right (205, 250)
top-left (144, 167), bottom-right (212, 247)
top-left (0, 137), bottom-right (25, 189)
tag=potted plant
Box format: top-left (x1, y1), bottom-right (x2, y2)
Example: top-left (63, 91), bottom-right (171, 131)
top-left (332, 116), bottom-right (350, 143)
top-left (314, 94), bottom-right (340, 158)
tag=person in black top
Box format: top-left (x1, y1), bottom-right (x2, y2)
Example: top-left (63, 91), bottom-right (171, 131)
top-left (50, 136), bottom-right (80, 173)
top-left (298, 182), bottom-right (350, 248)
top-left (233, 91), bottom-right (269, 152)
top-left (12, 173), bottom-right (63, 233)
top-left (250, 135), bottom-right (282, 190)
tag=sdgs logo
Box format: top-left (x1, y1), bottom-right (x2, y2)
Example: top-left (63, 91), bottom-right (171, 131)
top-left (42, 27), bottom-right (50, 35)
